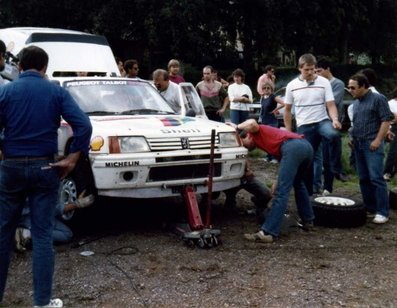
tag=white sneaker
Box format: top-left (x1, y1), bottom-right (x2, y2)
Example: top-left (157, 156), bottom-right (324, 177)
top-left (322, 189), bottom-right (331, 196)
top-left (372, 214), bottom-right (389, 224)
top-left (383, 173), bottom-right (391, 181)
top-left (270, 159), bottom-right (278, 164)
top-left (34, 298), bottom-right (63, 307)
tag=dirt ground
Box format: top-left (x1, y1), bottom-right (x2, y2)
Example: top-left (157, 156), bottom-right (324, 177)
top-left (3, 159), bottom-right (397, 307)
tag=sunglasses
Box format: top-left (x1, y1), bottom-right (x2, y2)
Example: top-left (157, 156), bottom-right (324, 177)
top-left (347, 86), bottom-right (357, 90)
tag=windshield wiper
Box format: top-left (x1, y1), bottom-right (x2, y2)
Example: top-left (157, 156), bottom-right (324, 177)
top-left (121, 109), bottom-right (174, 115)
top-left (86, 111), bottom-right (118, 115)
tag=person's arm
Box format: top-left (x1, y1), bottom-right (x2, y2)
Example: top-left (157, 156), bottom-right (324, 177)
top-left (283, 104), bottom-right (293, 131)
top-left (218, 96), bottom-right (230, 115)
top-left (370, 121), bottom-right (391, 151)
top-left (257, 75), bottom-right (265, 96)
top-left (271, 96), bottom-right (285, 113)
top-left (50, 151), bottom-right (81, 179)
top-left (326, 100), bottom-right (341, 130)
top-left (236, 119), bottom-right (259, 133)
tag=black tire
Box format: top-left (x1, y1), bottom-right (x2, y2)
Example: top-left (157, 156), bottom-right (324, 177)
top-left (312, 196), bottom-right (366, 228)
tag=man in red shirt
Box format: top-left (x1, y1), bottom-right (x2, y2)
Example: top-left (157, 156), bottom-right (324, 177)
top-left (232, 119), bottom-right (314, 243)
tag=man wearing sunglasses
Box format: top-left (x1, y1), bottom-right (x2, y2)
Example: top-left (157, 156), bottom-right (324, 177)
top-left (347, 73), bottom-right (393, 224)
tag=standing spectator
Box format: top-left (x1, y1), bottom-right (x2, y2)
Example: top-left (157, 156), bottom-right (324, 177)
top-left (284, 53), bottom-right (341, 195)
top-left (256, 65), bottom-right (276, 96)
top-left (115, 57), bottom-right (126, 77)
top-left (0, 46), bottom-right (92, 307)
top-left (212, 69), bottom-right (229, 88)
top-left (315, 59), bottom-right (348, 194)
top-left (234, 119), bottom-right (314, 243)
top-left (196, 65), bottom-right (229, 122)
top-left (152, 69), bottom-right (181, 113)
top-left (383, 87), bottom-right (397, 181)
top-left (0, 40), bottom-right (6, 86)
top-left (228, 68), bottom-right (253, 125)
top-left (124, 59), bottom-right (139, 78)
top-left (168, 59), bottom-right (185, 84)
top-left (348, 73), bottom-right (393, 224)
top-left (347, 67), bottom-right (381, 170)
top-left (259, 81), bottom-right (285, 163)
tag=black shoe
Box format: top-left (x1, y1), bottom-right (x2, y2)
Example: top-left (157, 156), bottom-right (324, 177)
top-left (335, 173), bottom-right (349, 182)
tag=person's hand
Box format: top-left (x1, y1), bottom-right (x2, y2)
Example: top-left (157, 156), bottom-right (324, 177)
top-left (348, 140), bottom-right (354, 149)
top-left (332, 118), bottom-right (342, 130)
top-left (370, 139), bottom-right (381, 151)
top-left (245, 169), bottom-right (254, 180)
top-left (217, 108), bottom-right (225, 116)
top-left (49, 152), bottom-right (81, 179)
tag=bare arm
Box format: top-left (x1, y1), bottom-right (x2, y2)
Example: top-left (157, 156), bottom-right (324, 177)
top-left (370, 121), bottom-right (391, 151)
top-left (283, 104), bottom-right (293, 131)
top-left (236, 119), bottom-right (259, 133)
top-left (272, 96), bottom-right (285, 113)
top-left (326, 100), bottom-right (341, 130)
top-left (49, 151), bottom-right (81, 179)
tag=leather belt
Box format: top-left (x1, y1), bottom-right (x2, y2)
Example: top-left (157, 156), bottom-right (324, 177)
top-left (3, 156), bottom-right (54, 161)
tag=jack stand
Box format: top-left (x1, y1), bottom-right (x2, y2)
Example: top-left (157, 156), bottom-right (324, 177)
top-left (174, 186), bottom-right (221, 249)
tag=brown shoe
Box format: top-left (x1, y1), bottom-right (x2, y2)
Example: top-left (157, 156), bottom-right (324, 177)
top-left (244, 230), bottom-right (273, 243)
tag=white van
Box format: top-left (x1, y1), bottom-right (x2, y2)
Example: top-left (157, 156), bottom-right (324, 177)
top-left (0, 27), bottom-right (120, 79)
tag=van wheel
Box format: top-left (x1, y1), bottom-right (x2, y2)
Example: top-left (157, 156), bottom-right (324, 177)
top-left (312, 196), bottom-right (366, 228)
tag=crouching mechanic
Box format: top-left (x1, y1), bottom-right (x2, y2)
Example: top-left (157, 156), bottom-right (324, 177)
top-left (224, 160), bottom-right (272, 223)
top-left (232, 119), bottom-right (314, 243)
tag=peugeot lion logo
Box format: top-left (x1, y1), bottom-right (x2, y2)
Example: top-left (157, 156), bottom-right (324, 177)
top-left (181, 137), bottom-right (189, 149)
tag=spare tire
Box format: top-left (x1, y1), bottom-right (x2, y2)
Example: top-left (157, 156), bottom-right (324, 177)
top-left (312, 196), bottom-right (366, 228)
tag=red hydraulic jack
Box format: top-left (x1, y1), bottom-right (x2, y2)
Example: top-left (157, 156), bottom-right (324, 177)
top-left (174, 129), bottom-right (221, 248)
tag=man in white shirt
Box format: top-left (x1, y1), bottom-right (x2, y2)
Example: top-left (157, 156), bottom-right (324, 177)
top-left (284, 53), bottom-right (342, 195)
top-left (383, 87), bottom-right (397, 181)
top-left (152, 69), bottom-right (181, 113)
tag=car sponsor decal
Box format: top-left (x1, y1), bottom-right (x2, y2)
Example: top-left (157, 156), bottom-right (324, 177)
top-left (105, 161), bottom-right (140, 167)
top-left (160, 116), bottom-right (194, 126)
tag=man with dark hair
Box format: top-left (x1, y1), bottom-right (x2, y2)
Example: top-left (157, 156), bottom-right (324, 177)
top-left (0, 45), bottom-right (92, 307)
top-left (348, 73), bottom-right (393, 224)
top-left (314, 59), bottom-right (348, 194)
top-left (124, 59), bottom-right (139, 78)
top-left (256, 65), bottom-right (276, 96)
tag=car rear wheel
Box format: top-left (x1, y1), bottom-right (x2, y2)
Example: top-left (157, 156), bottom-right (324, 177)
top-left (312, 196), bottom-right (366, 228)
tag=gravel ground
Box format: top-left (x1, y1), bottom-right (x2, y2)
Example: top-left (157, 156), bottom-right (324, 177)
top-left (3, 159), bottom-right (397, 307)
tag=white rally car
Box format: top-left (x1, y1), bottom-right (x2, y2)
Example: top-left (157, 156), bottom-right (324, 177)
top-left (58, 77), bottom-right (247, 201)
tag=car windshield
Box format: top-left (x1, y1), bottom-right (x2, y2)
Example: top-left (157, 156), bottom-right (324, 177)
top-left (63, 79), bottom-right (175, 115)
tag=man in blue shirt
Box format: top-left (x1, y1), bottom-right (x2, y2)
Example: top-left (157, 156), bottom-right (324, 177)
top-left (0, 46), bottom-right (92, 307)
top-left (348, 73), bottom-right (393, 224)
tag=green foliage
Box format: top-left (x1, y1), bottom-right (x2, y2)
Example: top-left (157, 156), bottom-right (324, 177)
top-left (1, 0), bottom-right (397, 76)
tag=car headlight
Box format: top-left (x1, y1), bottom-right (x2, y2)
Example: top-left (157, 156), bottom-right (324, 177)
top-left (218, 132), bottom-right (239, 148)
top-left (109, 136), bottom-right (150, 153)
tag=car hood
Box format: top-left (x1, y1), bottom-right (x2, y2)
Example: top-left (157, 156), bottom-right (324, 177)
top-left (89, 115), bottom-right (234, 137)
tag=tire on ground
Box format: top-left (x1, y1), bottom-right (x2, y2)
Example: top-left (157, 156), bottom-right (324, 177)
top-left (312, 196), bottom-right (366, 228)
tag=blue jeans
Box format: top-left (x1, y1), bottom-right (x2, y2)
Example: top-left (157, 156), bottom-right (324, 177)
top-left (0, 158), bottom-right (60, 306)
top-left (230, 109), bottom-right (249, 125)
top-left (262, 138), bottom-right (314, 236)
top-left (297, 119), bottom-right (340, 195)
top-left (313, 145), bottom-right (323, 192)
top-left (353, 139), bottom-right (389, 217)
